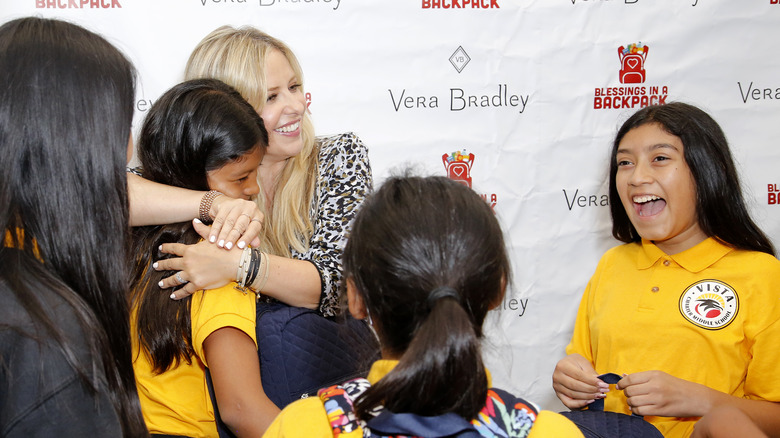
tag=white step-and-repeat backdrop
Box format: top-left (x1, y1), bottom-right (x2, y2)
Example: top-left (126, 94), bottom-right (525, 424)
top-left (3, 0), bottom-right (778, 411)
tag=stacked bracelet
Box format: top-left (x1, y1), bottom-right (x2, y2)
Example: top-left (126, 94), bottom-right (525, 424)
top-left (250, 250), bottom-right (271, 293)
top-left (199, 190), bottom-right (223, 223)
top-left (234, 246), bottom-right (271, 296)
top-left (245, 249), bottom-right (260, 289)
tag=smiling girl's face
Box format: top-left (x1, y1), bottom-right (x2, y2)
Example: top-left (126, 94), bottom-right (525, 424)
top-left (615, 123), bottom-right (708, 255)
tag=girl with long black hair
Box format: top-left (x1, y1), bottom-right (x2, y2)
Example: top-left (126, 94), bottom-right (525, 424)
top-left (0, 16), bottom-right (147, 437)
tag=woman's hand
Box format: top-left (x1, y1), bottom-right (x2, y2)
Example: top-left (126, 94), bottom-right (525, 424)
top-left (208, 195), bottom-right (263, 250)
top-left (552, 353), bottom-right (609, 409)
top-left (154, 219), bottom-right (242, 299)
top-left (617, 370), bottom-right (714, 417)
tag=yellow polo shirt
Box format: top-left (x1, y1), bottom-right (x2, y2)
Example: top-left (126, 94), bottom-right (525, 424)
top-left (132, 284), bottom-right (256, 437)
top-left (263, 360), bottom-right (583, 437)
top-left (567, 238), bottom-right (780, 438)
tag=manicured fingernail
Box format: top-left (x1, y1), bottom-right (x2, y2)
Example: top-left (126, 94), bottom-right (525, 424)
top-left (225, 241), bottom-right (233, 250)
top-left (209, 235), bottom-right (216, 243)
top-left (218, 239), bottom-right (225, 248)
top-left (158, 245), bottom-right (162, 251)
top-left (170, 293), bottom-right (176, 299)
top-left (194, 218), bottom-right (202, 224)
top-left (158, 280), bottom-right (164, 287)
top-left (153, 262), bottom-right (158, 269)
top-left (237, 241), bottom-right (246, 249)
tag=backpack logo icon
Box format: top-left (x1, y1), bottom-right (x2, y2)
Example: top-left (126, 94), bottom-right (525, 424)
top-left (442, 150), bottom-right (474, 188)
top-left (618, 43), bottom-right (648, 84)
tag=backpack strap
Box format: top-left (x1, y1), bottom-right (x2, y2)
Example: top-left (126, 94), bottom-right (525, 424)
top-left (471, 388), bottom-right (539, 438)
top-left (318, 378), bottom-right (372, 437)
top-left (319, 381), bottom-right (539, 438)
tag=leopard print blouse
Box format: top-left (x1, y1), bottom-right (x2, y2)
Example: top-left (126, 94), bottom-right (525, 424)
top-left (292, 132), bottom-right (372, 317)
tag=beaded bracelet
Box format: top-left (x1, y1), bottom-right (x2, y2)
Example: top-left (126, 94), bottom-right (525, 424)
top-left (198, 190), bottom-right (223, 223)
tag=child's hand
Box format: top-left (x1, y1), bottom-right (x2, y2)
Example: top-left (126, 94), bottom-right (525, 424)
top-left (617, 370), bottom-right (713, 417)
top-left (553, 353), bottom-right (609, 409)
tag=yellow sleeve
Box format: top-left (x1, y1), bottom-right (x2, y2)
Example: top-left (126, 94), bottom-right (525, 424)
top-left (262, 397), bottom-right (332, 438)
top-left (565, 251), bottom-right (610, 362)
top-left (190, 283), bottom-right (257, 365)
top-left (565, 276), bottom-right (595, 362)
top-left (528, 410), bottom-right (585, 438)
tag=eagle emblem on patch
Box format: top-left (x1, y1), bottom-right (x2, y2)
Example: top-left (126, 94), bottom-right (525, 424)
top-left (679, 280), bottom-right (739, 330)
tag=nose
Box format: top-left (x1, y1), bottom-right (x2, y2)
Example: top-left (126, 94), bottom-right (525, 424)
top-left (245, 174), bottom-right (260, 197)
top-left (628, 161), bottom-right (653, 186)
top-left (279, 90), bottom-right (304, 114)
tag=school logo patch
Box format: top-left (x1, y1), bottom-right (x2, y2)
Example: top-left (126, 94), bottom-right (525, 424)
top-left (679, 280), bottom-right (739, 330)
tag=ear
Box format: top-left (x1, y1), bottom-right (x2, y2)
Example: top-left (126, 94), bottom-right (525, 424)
top-left (346, 278), bottom-right (368, 320)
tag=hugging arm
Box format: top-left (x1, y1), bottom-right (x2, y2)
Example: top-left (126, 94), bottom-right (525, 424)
top-left (128, 172), bottom-right (262, 248)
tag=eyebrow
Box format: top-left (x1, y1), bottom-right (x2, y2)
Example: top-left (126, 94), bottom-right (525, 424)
top-left (616, 143), bottom-right (680, 155)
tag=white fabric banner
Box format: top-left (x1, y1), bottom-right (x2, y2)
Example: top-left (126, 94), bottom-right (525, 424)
top-left (3, 0), bottom-right (778, 411)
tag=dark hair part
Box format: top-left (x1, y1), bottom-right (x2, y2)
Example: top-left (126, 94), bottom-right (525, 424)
top-left (609, 102), bottom-right (775, 256)
top-left (343, 175), bottom-right (510, 420)
top-left (131, 78), bottom-right (267, 372)
top-left (0, 17), bottom-right (146, 436)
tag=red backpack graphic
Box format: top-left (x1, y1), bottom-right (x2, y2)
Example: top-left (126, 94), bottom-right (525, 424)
top-left (618, 44), bottom-right (648, 84)
top-left (442, 151), bottom-right (474, 188)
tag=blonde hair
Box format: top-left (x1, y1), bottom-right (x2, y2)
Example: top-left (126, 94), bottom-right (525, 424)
top-left (185, 26), bottom-right (317, 256)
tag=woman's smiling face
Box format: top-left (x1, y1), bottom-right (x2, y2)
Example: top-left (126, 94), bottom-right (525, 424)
top-left (258, 49), bottom-right (306, 165)
top-left (615, 123), bottom-right (707, 254)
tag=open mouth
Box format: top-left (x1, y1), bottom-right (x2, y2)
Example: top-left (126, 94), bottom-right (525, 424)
top-left (633, 194), bottom-right (666, 217)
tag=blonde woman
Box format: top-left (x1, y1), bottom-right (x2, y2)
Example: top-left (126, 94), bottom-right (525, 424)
top-left (130, 25), bottom-right (372, 317)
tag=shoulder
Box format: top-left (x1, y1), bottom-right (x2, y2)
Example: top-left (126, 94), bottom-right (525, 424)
top-left (602, 242), bottom-right (640, 259)
top-left (723, 248), bottom-right (780, 273)
top-left (590, 242), bottom-right (639, 274)
top-left (317, 132), bottom-right (368, 160)
top-left (0, 282), bottom-right (120, 436)
top-left (190, 285), bottom-right (257, 352)
top-left (529, 411), bottom-right (585, 438)
top-left (0, 278), bottom-right (87, 351)
top-left (263, 396), bottom-right (331, 438)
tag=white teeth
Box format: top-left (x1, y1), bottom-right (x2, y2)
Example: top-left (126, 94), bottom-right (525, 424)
top-left (275, 121), bottom-right (300, 133)
top-left (633, 195), bottom-right (660, 204)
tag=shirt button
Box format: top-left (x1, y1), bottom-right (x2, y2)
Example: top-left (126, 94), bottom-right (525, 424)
top-left (663, 260), bottom-right (670, 266)
top-left (651, 287), bottom-right (659, 293)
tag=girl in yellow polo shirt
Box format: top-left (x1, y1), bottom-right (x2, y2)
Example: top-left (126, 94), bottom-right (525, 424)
top-left (264, 175), bottom-right (583, 438)
top-left (130, 78), bottom-right (278, 437)
top-left (553, 102), bottom-right (780, 437)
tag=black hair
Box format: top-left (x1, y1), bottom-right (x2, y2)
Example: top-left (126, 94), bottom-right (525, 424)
top-left (609, 102), bottom-right (775, 256)
top-left (343, 175), bottom-right (510, 420)
top-left (130, 78), bottom-right (267, 372)
top-left (0, 17), bottom-right (146, 436)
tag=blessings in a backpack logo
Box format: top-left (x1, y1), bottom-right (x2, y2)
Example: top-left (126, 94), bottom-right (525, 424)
top-left (593, 42), bottom-right (670, 110)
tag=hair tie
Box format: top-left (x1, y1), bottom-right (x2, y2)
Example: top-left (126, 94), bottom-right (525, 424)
top-left (427, 286), bottom-right (459, 309)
